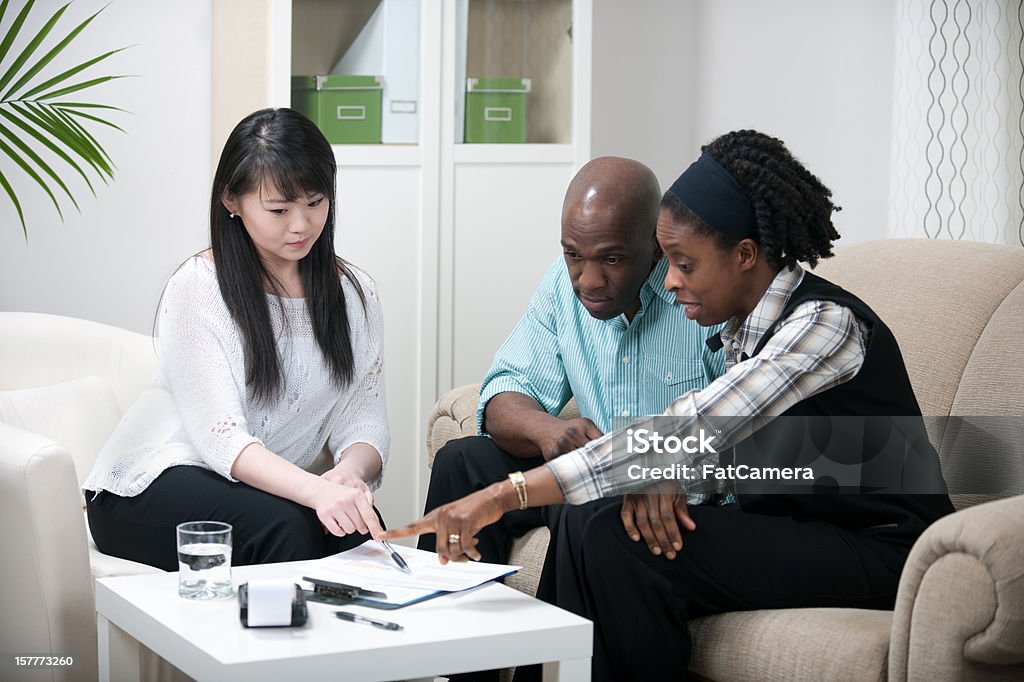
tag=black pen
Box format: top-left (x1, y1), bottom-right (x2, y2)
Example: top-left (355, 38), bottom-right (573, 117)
top-left (335, 610), bottom-right (403, 631)
top-left (380, 539), bottom-right (412, 574)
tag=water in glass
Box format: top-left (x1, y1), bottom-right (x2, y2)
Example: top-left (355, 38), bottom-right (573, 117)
top-left (177, 521), bottom-right (233, 599)
top-left (177, 542), bottom-right (233, 599)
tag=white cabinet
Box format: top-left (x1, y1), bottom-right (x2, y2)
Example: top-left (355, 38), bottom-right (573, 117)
top-left (445, 147), bottom-right (579, 387)
top-left (268, 0), bottom-right (592, 521)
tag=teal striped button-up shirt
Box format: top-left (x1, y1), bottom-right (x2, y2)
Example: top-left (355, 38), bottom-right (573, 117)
top-left (477, 257), bottom-right (725, 435)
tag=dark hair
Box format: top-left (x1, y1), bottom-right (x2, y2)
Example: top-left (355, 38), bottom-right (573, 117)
top-left (661, 130), bottom-right (841, 270)
top-left (210, 107), bottom-right (363, 402)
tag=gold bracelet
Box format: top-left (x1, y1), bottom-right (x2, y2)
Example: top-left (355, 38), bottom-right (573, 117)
top-left (508, 471), bottom-right (528, 510)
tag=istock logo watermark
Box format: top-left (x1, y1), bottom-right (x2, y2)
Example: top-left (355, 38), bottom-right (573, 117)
top-left (623, 424), bottom-right (814, 486)
top-left (626, 428), bottom-right (718, 454)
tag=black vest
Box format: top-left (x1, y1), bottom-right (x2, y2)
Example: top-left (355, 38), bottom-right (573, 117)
top-left (728, 272), bottom-right (954, 563)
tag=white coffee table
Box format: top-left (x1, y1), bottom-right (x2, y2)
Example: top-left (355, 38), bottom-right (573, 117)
top-left (96, 560), bottom-right (592, 681)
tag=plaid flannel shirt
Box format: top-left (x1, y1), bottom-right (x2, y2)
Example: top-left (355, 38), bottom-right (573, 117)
top-left (546, 265), bottom-right (870, 504)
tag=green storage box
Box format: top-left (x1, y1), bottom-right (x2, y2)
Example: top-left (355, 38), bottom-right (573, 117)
top-left (464, 77), bottom-right (531, 143)
top-left (291, 75), bottom-right (383, 144)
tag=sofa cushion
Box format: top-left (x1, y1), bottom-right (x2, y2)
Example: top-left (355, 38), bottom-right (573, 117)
top-left (687, 607), bottom-right (892, 681)
top-left (813, 239), bottom-right (1024, 419)
top-left (0, 375), bottom-right (122, 496)
top-left (0, 312), bottom-right (156, 414)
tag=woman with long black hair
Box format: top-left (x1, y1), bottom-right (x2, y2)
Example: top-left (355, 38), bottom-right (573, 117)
top-left (85, 108), bottom-right (389, 569)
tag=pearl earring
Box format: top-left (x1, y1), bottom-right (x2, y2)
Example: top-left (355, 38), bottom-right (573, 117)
top-left (229, 212), bottom-right (236, 219)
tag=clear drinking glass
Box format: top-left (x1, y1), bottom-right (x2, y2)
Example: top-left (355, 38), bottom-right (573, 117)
top-left (176, 521), bottom-right (233, 599)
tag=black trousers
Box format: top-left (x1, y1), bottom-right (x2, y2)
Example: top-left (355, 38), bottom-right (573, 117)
top-left (86, 465), bottom-right (377, 571)
top-left (549, 499), bottom-right (908, 682)
top-left (421, 436), bottom-right (561, 682)
top-left (418, 436), bottom-right (552, 562)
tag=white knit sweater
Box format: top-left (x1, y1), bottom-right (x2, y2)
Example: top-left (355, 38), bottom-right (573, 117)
top-left (84, 256), bottom-right (389, 497)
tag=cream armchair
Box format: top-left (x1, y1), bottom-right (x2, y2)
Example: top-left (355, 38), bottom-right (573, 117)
top-left (0, 313), bottom-right (184, 681)
top-left (425, 239), bottom-right (1024, 680)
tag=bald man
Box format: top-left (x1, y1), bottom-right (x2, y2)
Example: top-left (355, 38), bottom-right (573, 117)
top-left (419, 157), bottom-right (725, 564)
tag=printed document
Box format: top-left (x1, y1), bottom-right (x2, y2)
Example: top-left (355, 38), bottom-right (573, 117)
top-left (299, 540), bottom-right (520, 607)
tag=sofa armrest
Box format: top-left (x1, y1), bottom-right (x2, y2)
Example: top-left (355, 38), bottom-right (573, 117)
top-left (0, 422), bottom-right (99, 677)
top-left (889, 494), bottom-right (1024, 680)
top-left (426, 383), bottom-right (481, 468)
top-left (425, 383), bottom-right (585, 470)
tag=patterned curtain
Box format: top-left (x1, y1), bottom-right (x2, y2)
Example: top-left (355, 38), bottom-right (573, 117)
top-left (890, 0), bottom-right (1024, 246)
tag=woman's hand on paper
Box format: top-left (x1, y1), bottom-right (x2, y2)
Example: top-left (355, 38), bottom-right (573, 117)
top-left (313, 477), bottom-right (383, 541)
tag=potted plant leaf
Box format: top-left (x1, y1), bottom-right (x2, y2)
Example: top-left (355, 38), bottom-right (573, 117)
top-left (0, 0), bottom-right (130, 238)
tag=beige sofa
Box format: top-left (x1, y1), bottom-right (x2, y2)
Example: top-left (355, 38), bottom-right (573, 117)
top-left (0, 313), bottom-right (191, 681)
top-left (0, 312), bottom-right (340, 681)
top-left (426, 238), bottom-right (1024, 681)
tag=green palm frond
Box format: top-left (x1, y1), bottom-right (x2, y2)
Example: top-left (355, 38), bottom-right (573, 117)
top-left (0, 0), bottom-right (131, 239)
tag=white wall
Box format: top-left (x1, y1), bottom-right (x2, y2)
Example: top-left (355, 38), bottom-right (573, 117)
top-left (591, 0), bottom-right (701, 190)
top-left (592, 0), bottom-right (896, 244)
top-left (331, 159), bottom-right (426, 540)
top-left (0, 0), bottom-right (212, 333)
top-left (450, 159), bottom-right (575, 388)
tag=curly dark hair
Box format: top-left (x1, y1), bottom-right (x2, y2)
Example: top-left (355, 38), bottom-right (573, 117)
top-left (662, 130), bottom-right (841, 270)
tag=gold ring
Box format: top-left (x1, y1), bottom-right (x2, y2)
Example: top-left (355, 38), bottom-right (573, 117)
top-left (448, 533), bottom-right (461, 545)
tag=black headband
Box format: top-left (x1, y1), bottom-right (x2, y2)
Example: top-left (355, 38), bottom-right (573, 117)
top-left (667, 153), bottom-right (758, 242)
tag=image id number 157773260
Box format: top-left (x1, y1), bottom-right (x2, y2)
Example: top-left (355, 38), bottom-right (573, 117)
top-left (7, 655), bottom-right (75, 668)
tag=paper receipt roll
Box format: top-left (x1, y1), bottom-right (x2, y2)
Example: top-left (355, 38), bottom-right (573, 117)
top-left (245, 579), bottom-right (295, 627)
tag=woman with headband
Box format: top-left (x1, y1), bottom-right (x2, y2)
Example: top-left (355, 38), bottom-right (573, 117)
top-left (386, 130), bottom-right (953, 680)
